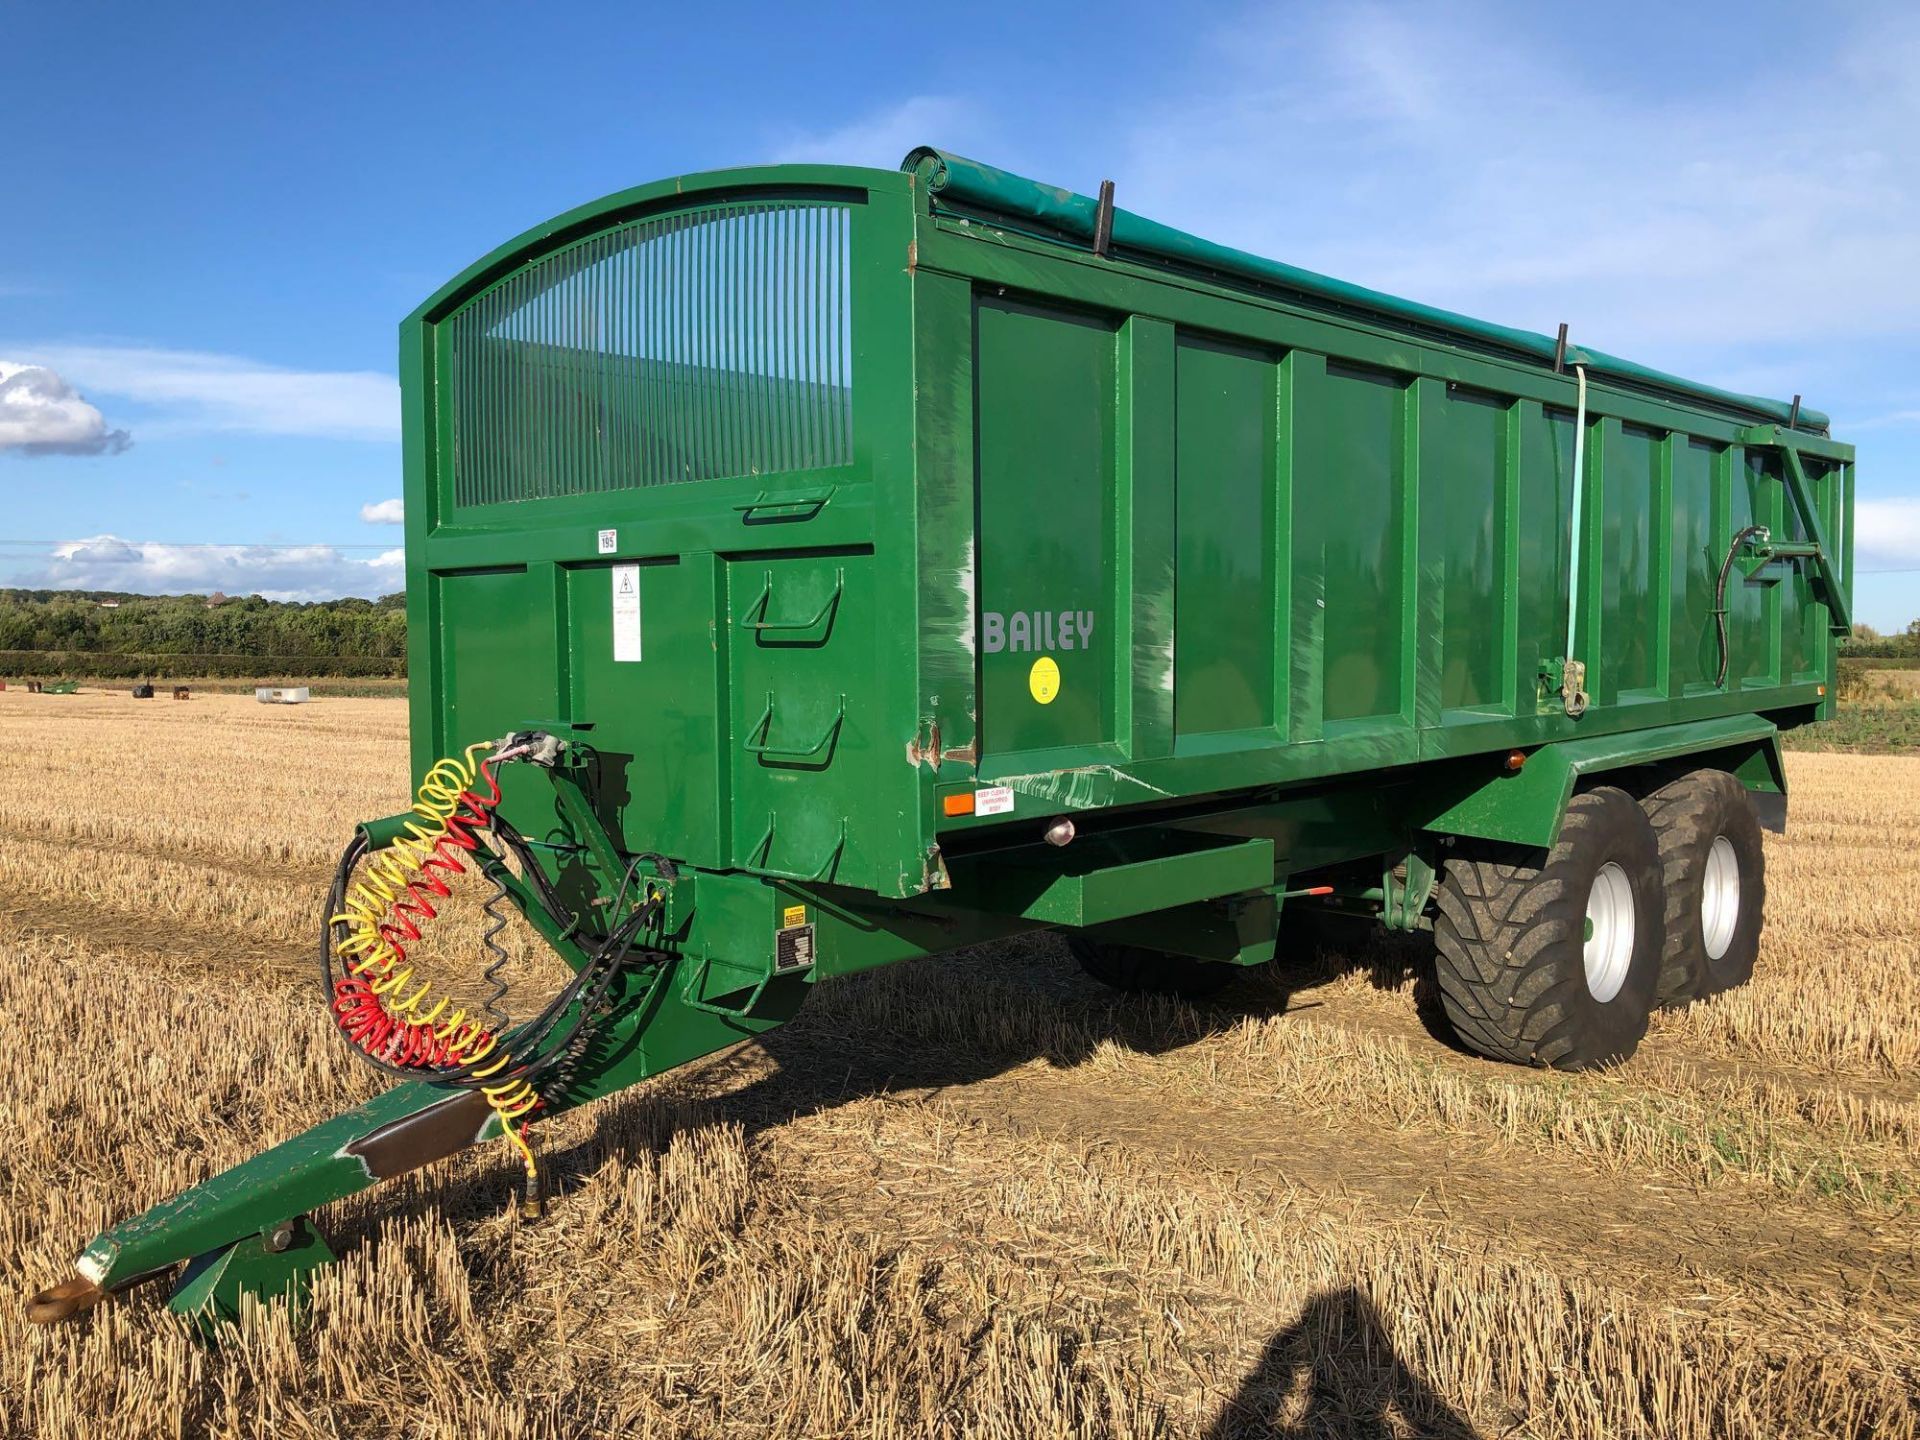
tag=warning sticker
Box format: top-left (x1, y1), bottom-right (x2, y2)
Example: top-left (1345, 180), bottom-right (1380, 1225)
top-left (781, 904), bottom-right (808, 929)
top-left (612, 564), bottom-right (642, 662)
top-left (1028, 656), bottom-right (1060, 704)
top-left (974, 785), bottom-right (1015, 816)
top-left (774, 924), bottom-right (816, 973)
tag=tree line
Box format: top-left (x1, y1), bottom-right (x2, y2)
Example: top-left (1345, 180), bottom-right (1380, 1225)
top-left (0, 590), bottom-right (408, 679)
top-left (1847, 620), bottom-right (1920, 661)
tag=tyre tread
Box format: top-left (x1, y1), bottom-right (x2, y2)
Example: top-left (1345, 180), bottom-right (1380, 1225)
top-left (1432, 787), bottom-right (1660, 1069)
top-left (1641, 769), bottom-right (1765, 1005)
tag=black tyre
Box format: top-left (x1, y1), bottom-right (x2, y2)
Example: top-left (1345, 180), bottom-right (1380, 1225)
top-left (1641, 770), bottom-right (1765, 1005)
top-left (1432, 786), bottom-right (1664, 1069)
top-left (1066, 935), bottom-right (1237, 1000)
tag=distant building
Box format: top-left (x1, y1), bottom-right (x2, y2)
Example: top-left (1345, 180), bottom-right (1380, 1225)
top-left (97, 600), bottom-right (120, 609)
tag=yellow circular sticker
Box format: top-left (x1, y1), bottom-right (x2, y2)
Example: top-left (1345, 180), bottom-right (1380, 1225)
top-left (1028, 656), bottom-right (1061, 704)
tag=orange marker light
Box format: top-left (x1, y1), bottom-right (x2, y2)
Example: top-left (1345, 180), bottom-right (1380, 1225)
top-left (1817, 684), bottom-right (1827, 696)
top-left (942, 792), bottom-right (975, 817)
top-left (1504, 749), bottom-right (1527, 773)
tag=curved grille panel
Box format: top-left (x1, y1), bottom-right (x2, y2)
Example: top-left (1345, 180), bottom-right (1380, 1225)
top-left (447, 200), bottom-right (853, 507)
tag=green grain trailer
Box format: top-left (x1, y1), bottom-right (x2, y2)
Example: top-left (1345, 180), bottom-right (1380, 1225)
top-left (29, 149), bottom-right (1853, 1328)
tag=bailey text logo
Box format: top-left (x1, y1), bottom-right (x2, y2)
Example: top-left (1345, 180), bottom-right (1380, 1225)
top-left (980, 611), bottom-right (1095, 653)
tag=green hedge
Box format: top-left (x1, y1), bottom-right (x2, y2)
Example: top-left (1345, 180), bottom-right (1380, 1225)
top-left (0, 589), bottom-right (407, 680)
top-left (0, 650), bottom-right (404, 680)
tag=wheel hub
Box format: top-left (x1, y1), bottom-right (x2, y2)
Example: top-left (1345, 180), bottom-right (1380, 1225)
top-left (1700, 834), bottom-right (1741, 961)
top-left (1583, 861), bottom-right (1636, 1002)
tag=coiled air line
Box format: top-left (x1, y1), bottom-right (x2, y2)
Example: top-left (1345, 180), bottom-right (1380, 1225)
top-left (322, 732), bottom-right (670, 1206)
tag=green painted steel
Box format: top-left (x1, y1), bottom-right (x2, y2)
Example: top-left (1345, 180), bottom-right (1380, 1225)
top-left (167, 1221), bottom-right (336, 1331)
top-left (1412, 714), bottom-right (1787, 849)
top-left (973, 295), bottom-right (1119, 761)
top-left (950, 832), bottom-right (1275, 928)
top-left (52, 147), bottom-right (1858, 1326)
top-left (1174, 334), bottom-right (1279, 740)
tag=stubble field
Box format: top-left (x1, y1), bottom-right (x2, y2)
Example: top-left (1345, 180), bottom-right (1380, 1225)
top-left (1, 690), bottom-right (1916, 1438)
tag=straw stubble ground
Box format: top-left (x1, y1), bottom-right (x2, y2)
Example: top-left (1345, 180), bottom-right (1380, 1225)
top-left (0, 690), bottom-right (1915, 1438)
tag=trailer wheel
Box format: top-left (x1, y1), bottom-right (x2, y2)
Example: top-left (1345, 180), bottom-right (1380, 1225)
top-left (1432, 787), bottom-right (1664, 1069)
top-left (1066, 935), bottom-right (1237, 1000)
top-left (1641, 770), bottom-right (1765, 1005)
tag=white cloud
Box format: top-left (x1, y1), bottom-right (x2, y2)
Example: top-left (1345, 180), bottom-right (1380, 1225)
top-left (0, 360), bottom-right (130, 456)
top-left (1116, 6), bottom-right (1920, 356)
top-left (1854, 498), bottom-right (1920, 572)
top-left (360, 497), bottom-right (404, 524)
top-left (0, 344), bottom-right (397, 441)
top-left (772, 96), bottom-right (983, 169)
top-left (28, 535), bottom-right (405, 602)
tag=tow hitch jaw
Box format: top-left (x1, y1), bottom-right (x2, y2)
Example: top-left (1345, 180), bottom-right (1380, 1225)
top-left (25, 1276), bottom-right (108, 1327)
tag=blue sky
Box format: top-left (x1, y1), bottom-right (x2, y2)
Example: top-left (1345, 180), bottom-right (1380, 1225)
top-left (3, 1), bottom-right (1917, 629)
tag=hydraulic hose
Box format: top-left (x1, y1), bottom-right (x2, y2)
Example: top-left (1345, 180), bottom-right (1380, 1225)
top-left (320, 743), bottom-right (671, 1189)
top-left (1712, 524), bottom-right (1770, 689)
top-left (326, 744), bottom-right (543, 1174)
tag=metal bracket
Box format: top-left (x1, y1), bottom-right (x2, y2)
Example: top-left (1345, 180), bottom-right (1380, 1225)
top-left (1092, 179), bottom-right (1115, 258)
top-left (1735, 526), bottom-right (1822, 585)
top-left (167, 1216), bottom-right (337, 1333)
top-left (1382, 851), bottom-right (1438, 932)
top-left (1736, 425), bottom-right (1850, 633)
top-left (1561, 658), bottom-right (1589, 718)
top-left (1540, 657), bottom-right (1588, 717)
top-left (547, 749), bottom-right (630, 891)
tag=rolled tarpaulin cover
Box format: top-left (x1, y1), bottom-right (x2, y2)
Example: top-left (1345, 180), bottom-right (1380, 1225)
top-left (902, 146), bottom-right (1826, 431)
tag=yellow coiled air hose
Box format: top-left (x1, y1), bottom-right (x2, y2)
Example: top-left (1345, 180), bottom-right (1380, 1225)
top-left (328, 742), bottom-right (540, 1182)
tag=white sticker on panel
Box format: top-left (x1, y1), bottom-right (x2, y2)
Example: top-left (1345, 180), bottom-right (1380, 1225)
top-left (974, 785), bottom-right (1015, 816)
top-left (597, 528), bottom-right (618, 555)
top-left (612, 564), bottom-right (642, 662)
